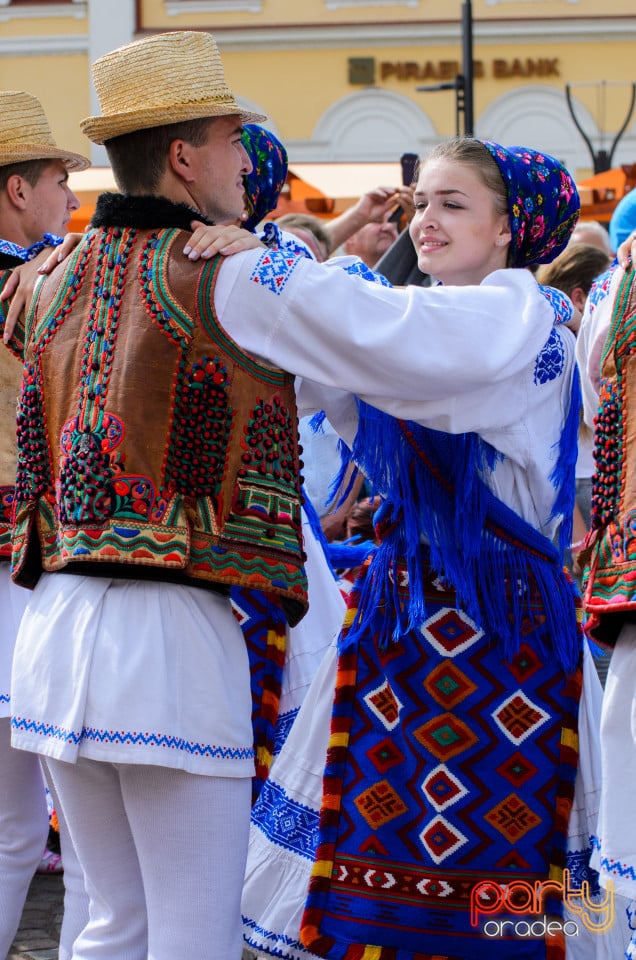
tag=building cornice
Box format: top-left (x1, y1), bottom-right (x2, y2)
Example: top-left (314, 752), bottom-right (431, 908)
top-left (200, 18), bottom-right (636, 51)
top-left (0, 2), bottom-right (85, 22)
top-left (2, 15), bottom-right (634, 57)
top-left (0, 33), bottom-right (88, 55)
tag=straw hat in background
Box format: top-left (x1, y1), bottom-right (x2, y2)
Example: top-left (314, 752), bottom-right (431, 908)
top-left (81, 31), bottom-right (266, 145)
top-left (0, 90), bottom-right (89, 171)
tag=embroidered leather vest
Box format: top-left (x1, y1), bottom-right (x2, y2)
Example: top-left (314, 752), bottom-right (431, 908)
top-left (12, 226), bottom-right (308, 626)
top-left (583, 269), bottom-right (636, 646)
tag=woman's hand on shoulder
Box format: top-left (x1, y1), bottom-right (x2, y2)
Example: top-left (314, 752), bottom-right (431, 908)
top-left (184, 221), bottom-right (265, 261)
top-left (617, 231), bottom-right (636, 270)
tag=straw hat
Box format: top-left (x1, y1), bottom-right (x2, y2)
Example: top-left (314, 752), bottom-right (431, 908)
top-left (0, 91), bottom-right (89, 171)
top-left (80, 31), bottom-right (266, 145)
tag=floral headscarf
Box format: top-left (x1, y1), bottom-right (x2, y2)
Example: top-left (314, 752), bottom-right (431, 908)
top-left (481, 141), bottom-right (580, 267)
top-left (241, 124), bottom-right (288, 232)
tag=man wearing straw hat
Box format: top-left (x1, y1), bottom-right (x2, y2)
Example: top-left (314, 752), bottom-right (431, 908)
top-left (0, 90), bottom-right (89, 958)
top-left (0, 30), bottom-right (576, 960)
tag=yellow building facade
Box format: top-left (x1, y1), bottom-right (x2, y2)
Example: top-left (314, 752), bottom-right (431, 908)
top-left (0, 0), bottom-right (634, 184)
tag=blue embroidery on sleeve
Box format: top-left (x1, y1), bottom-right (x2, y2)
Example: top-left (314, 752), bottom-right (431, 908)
top-left (588, 263), bottom-right (616, 315)
top-left (537, 283), bottom-right (572, 326)
top-left (250, 249), bottom-right (302, 295)
top-left (534, 327), bottom-right (565, 384)
top-left (344, 259), bottom-right (392, 287)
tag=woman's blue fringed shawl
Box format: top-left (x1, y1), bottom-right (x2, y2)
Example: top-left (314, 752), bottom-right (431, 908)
top-left (337, 369), bottom-right (581, 674)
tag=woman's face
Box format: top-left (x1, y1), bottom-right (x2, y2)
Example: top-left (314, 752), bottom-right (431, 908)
top-left (409, 158), bottom-right (512, 286)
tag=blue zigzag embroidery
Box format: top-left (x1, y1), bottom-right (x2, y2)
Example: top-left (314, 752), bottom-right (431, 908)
top-left (242, 916), bottom-right (307, 959)
top-left (11, 716), bottom-right (253, 761)
top-left (591, 834), bottom-right (636, 883)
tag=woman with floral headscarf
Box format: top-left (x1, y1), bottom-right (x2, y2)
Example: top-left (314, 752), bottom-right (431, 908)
top-left (232, 139), bottom-right (626, 960)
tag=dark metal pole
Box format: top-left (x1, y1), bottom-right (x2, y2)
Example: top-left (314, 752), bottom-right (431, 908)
top-left (461, 0), bottom-right (474, 136)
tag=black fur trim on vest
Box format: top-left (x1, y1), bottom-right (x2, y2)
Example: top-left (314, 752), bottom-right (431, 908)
top-left (91, 193), bottom-right (213, 232)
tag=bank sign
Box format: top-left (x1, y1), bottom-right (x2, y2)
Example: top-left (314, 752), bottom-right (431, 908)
top-left (349, 57), bottom-right (560, 84)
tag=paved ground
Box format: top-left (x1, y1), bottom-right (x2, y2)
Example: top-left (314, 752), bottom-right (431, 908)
top-left (5, 874), bottom-right (259, 960)
top-left (6, 872), bottom-right (64, 960)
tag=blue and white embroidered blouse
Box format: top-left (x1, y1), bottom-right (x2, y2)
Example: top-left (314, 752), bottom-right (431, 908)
top-left (214, 251), bottom-right (576, 544)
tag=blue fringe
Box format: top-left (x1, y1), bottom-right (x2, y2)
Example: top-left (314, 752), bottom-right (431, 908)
top-left (342, 402), bottom-right (580, 673)
top-left (326, 538), bottom-right (377, 572)
top-left (308, 410), bottom-right (327, 433)
top-left (549, 363), bottom-right (582, 561)
top-left (300, 485), bottom-right (338, 581)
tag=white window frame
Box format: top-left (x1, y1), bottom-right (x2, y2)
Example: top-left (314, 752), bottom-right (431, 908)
top-left (484, 0), bottom-right (578, 5)
top-left (0, 0), bottom-right (85, 19)
top-left (324, 0), bottom-right (419, 8)
top-left (165, 0), bottom-right (263, 14)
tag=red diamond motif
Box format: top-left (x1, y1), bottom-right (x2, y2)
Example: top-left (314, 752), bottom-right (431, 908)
top-left (364, 681), bottom-right (402, 730)
top-left (420, 815), bottom-right (468, 864)
top-left (507, 643), bottom-right (542, 684)
top-left (424, 659), bottom-right (477, 708)
top-left (367, 737), bottom-right (406, 773)
top-left (496, 750), bottom-right (538, 787)
top-left (414, 712), bottom-right (478, 761)
top-left (492, 691), bottom-right (549, 745)
top-left (422, 764), bottom-right (468, 812)
top-left (421, 607), bottom-right (483, 657)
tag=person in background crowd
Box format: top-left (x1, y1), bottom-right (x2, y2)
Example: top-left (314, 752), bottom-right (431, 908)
top-left (342, 208), bottom-right (399, 268)
top-left (609, 188), bottom-right (636, 255)
top-left (274, 213), bottom-right (331, 262)
top-left (575, 228), bottom-right (636, 960)
top-left (536, 242), bottom-right (611, 576)
top-left (568, 219), bottom-right (613, 256)
top-left (0, 89), bottom-right (89, 960)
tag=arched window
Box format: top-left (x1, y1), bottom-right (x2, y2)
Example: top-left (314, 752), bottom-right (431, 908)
top-left (291, 89), bottom-right (437, 162)
top-left (476, 86), bottom-right (598, 173)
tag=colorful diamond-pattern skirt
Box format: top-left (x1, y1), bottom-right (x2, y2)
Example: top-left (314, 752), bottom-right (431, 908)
top-left (297, 556), bottom-right (583, 960)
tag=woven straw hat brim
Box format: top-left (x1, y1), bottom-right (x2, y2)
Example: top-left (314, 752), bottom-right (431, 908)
top-left (0, 141), bottom-right (89, 172)
top-left (80, 100), bottom-right (266, 145)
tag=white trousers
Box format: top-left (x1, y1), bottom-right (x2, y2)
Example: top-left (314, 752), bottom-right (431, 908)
top-left (47, 757), bottom-right (251, 960)
top-left (595, 624), bottom-right (636, 898)
top-left (43, 764), bottom-right (90, 960)
top-left (0, 716), bottom-right (49, 957)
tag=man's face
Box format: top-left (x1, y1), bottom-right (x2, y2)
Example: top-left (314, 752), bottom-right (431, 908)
top-left (347, 216), bottom-right (398, 269)
top-left (183, 116), bottom-right (253, 224)
top-left (22, 160), bottom-right (80, 242)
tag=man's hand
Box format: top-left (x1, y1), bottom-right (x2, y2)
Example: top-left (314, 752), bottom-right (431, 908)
top-left (184, 221), bottom-right (265, 261)
top-left (0, 234), bottom-right (83, 344)
top-left (0, 250), bottom-right (48, 344)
